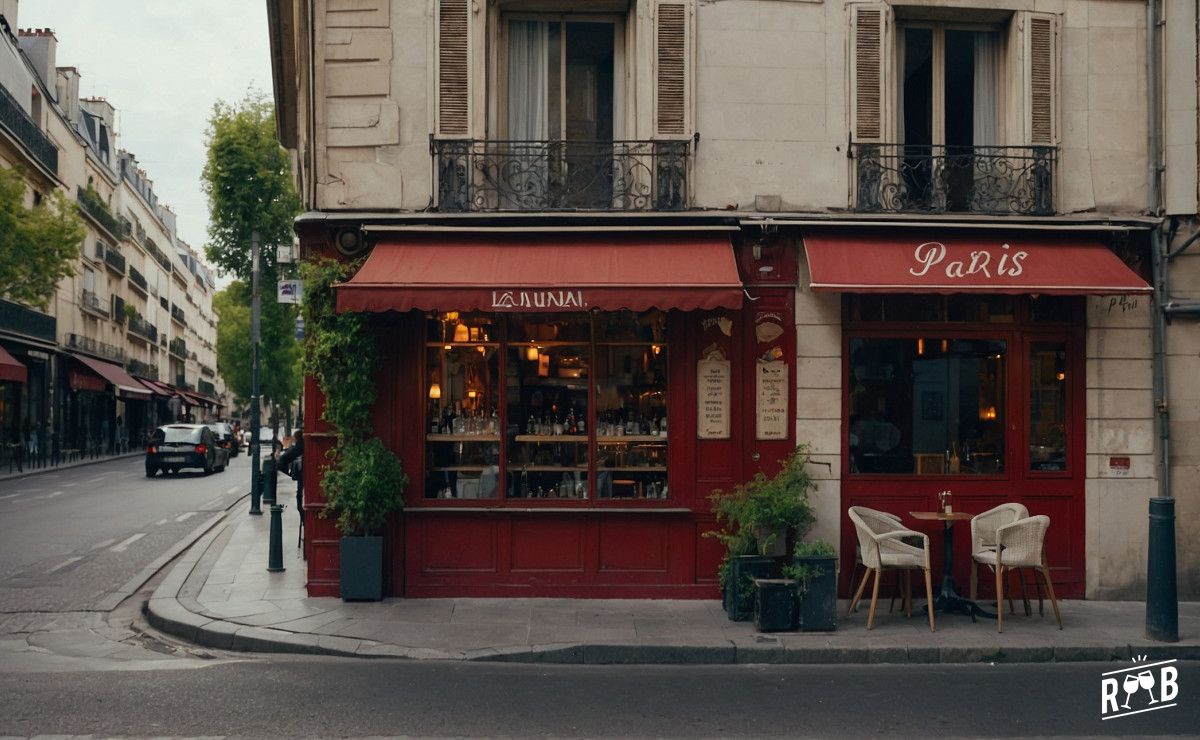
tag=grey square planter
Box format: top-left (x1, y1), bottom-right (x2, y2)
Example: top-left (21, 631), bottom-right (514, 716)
top-left (340, 535), bottom-right (384, 601)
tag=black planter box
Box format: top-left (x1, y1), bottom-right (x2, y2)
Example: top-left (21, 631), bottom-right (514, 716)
top-left (754, 578), bottom-right (798, 632)
top-left (795, 555), bottom-right (838, 631)
top-left (340, 535), bottom-right (384, 601)
top-left (726, 555), bottom-right (775, 621)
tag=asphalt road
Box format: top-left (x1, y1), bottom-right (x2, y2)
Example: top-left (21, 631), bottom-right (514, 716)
top-left (0, 452), bottom-right (250, 611)
top-left (0, 657), bottom-right (1196, 737)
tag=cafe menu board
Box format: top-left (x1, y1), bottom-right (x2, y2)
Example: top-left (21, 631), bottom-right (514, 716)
top-left (756, 360), bottom-right (788, 440)
top-left (697, 359), bottom-right (731, 439)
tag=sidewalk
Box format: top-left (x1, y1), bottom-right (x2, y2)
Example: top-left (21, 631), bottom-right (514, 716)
top-left (147, 485), bottom-right (1200, 665)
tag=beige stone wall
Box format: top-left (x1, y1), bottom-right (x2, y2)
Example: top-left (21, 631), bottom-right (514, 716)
top-left (1166, 238), bottom-right (1200, 597)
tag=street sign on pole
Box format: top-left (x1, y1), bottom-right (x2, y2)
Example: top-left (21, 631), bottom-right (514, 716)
top-left (278, 280), bottom-right (303, 304)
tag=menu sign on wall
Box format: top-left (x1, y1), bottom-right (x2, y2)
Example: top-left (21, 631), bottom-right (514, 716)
top-left (756, 360), bottom-right (788, 440)
top-left (697, 359), bottom-right (731, 439)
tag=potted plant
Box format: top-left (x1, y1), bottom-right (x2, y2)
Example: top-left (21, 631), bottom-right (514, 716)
top-left (303, 258), bottom-right (408, 601)
top-left (707, 445), bottom-right (818, 620)
top-left (785, 540), bottom-right (838, 631)
top-left (753, 577), bottom-right (799, 632)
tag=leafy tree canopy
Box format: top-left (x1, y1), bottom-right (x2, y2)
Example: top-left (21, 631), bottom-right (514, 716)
top-left (213, 281), bottom-right (301, 411)
top-left (201, 93), bottom-right (300, 284)
top-left (0, 166), bottom-right (85, 309)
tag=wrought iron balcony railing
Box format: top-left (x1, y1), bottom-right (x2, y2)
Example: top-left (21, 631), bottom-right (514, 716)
top-left (127, 358), bottom-right (158, 381)
top-left (65, 333), bottom-right (124, 364)
top-left (103, 244), bottom-right (126, 275)
top-left (111, 295), bottom-right (125, 324)
top-left (0, 299), bottom-right (55, 342)
top-left (76, 187), bottom-right (122, 240)
top-left (170, 303), bottom-right (186, 327)
top-left (0, 81), bottom-right (58, 174)
top-left (127, 314), bottom-right (157, 344)
top-left (197, 379), bottom-right (216, 396)
top-left (199, 363), bottom-right (216, 378)
top-left (168, 337), bottom-right (187, 359)
top-left (432, 138), bottom-right (692, 212)
top-left (851, 143), bottom-right (1056, 216)
top-left (79, 289), bottom-right (109, 318)
top-left (128, 266), bottom-right (148, 294)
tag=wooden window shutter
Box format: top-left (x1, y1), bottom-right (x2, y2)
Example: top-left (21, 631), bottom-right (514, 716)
top-left (437, 0), bottom-right (470, 137)
top-left (1027, 13), bottom-right (1057, 145)
top-left (850, 4), bottom-right (891, 143)
top-left (654, 0), bottom-right (692, 137)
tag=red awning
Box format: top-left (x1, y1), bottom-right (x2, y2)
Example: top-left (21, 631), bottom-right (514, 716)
top-left (0, 345), bottom-right (26, 383)
top-left (336, 232), bottom-right (744, 313)
top-left (803, 231), bottom-right (1152, 295)
top-left (135, 377), bottom-right (174, 398)
top-left (180, 390), bottom-right (209, 407)
top-left (70, 353), bottom-right (152, 399)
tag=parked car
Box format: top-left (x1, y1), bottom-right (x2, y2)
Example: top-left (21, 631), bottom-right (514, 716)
top-left (240, 426), bottom-right (279, 452)
top-left (145, 424), bottom-right (230, 477)
top-left (208, 422), bottom-right (239, 458)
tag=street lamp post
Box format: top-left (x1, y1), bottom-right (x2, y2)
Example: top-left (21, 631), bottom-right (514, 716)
top-left (249, 231), bottom-right (263, 516)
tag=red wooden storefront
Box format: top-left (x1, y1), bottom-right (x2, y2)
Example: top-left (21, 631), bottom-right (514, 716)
top-left (300, 229), bottom-right (799, 598)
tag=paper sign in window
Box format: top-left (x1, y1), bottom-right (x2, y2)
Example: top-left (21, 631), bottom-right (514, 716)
top-left (756, 360), bottom-right (788, 440)
top-left (697, 359), bottom-right (731, 439)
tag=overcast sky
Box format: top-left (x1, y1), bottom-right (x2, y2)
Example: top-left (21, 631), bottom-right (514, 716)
top-left (21, 1), bottom-right (274, 266)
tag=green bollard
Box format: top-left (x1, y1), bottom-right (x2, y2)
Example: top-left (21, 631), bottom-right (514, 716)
top-left (262, 458), bottom-right (277, 506)
top-left (267, 504), bottom-right (285, 573)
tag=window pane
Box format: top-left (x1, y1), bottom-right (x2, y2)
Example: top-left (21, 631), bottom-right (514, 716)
top-left (505, 343), bottom-right (589, 498)
top-left (595, 325), bottom-right (668, 499)
top-left (425, 343), bottom-right (501, 499)
top-left (903, 28), bottom-right (933, 147)
top-left (1029, 342), bottom-right (1068, 472)
top-left (849, 338), bottom-right (1006, 475)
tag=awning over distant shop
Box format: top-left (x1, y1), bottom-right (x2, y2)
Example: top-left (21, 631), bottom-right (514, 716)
top-left (336, 232), bottom-right (744, 313)
top-left (179, 390), bottom-right (210, 408)
top-left (0, 345), bottom-right (26, 383)
top-left (70, 353), bottom-right (152, 399)
top-left (135, 377), bottom-right (175, 398)
top-left (803, 231), bottom-right (1152, 295)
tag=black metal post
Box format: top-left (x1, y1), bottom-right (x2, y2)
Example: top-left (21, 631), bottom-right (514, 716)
top-left (263, 457), bottom-right (277, 506)
top-left (1146, 497), bottom-right (1178, 642)
top-left (248, 231), bottom-right (263, 516)
top-left (267, 504), bottom-right (285, 572)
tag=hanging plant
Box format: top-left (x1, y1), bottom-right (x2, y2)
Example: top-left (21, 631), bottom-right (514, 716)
top-left (301, 257), bottom-right (406, 535)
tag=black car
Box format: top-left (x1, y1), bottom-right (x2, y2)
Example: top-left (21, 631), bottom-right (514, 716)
top-left (209, 422), bottom-right (239, 458)
top-left (146, 424), bottom-right (230, 477)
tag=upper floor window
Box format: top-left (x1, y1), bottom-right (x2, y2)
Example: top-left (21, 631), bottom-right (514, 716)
top-left (850, 6), bottom-right (1057, 216)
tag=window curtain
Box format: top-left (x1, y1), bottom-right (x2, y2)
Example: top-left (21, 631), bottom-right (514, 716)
top-left (972, 32), bottom-right (999, 146)
top-left (507, 20), bottom-right (549, 140)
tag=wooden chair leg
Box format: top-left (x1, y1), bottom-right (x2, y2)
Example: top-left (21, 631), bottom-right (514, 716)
top-left (1039, 565), bottom-right (1063, 629)
top-left (1035, 574), bottom-right (1044, 616)
top-left (866, 568), bottom-right (882, 630)
top-left (969, 560), bottom-right (978, 601)
top-left (905, 569), bottom-right (913, 618)
top-left (847, 564), bottom-right (863, 613)
top-left (1006, 569), bottom-right (1016, 615)
top-left (923, 567), bottom-right (935, 632)
top-left (1017, 568), bottom-right (1031, 616)
top-left (995, 564), bottom-right (1005, 633)
top-left (848, 564), bottom-right (871, 616)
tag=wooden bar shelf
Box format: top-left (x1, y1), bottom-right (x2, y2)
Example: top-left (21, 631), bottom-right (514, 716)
top-left (426, 434), bottom-right (501, 442)
top-left (514, 434), bottom-right (587, 443)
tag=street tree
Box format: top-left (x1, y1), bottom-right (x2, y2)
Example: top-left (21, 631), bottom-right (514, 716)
top-left (213, 281), bottom-right (300, 417)
top-left (0, 165), bottom-right (86, 309)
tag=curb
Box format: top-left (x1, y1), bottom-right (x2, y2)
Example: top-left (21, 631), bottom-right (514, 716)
top-left (0, 451), bottom-right (142, 483)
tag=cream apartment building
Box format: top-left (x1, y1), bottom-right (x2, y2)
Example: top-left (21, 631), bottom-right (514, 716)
top-left (268, 0), bottom-right (1198, 600)
top-left (0, 4), bottom-right (227, 462)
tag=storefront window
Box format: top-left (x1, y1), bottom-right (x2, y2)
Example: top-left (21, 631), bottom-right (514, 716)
top-left (848, 337), bottom-right (1006, 475)
top-left (423, 311), bottom-right (668, 501)
top-left (1029, 341), bottom-right (1068, 471)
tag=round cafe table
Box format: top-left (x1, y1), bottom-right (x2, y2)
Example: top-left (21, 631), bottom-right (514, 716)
top-left (909, 510), bottom-right (996, 621)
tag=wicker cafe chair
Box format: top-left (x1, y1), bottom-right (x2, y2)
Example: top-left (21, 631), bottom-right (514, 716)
top-left (972, 514), bottom-right (1062, 632)
top-left (969, 503), bottom-right (1030, 614)
top-left (847, 506), bottom-right (935, 631)
top-left (846, 508), bottom-right (904, 614)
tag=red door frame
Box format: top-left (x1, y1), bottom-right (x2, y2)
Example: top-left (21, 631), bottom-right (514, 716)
top-left (838, 300), bottom-right (1086, 599)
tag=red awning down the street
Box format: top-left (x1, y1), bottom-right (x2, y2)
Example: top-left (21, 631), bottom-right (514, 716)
top-left (803, 232), bottom-right (1153, 295)
top-left (336, 232), bottom-right (744, 313)
top-left (70, 353), bottom-right (152, 399)
top-left (0, 345), bottom-right (26, 383)
top-left (135, 377), bottom-right (174, 398)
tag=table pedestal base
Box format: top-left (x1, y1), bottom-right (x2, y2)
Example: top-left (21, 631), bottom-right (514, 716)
top-left (927, 575), bottom-right (995, 621)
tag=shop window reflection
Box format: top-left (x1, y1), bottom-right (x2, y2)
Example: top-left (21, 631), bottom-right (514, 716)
top-left (848, 337), bottom-right (1006, 475)
top-left (1029, 342), bottom-right (1068, 471)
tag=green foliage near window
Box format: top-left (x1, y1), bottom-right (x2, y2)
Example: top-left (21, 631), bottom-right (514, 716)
top-left (0, 165), bottom-right (85, 309)
top-left (783, 539), bottom-right (836, 587)
top-left (301, 257), bottom-right (407, 535)
top-left (706, 445), bottom-right (819, 583)
top-left (123, 303), bottom-right (138, 321)
top-left (212, 281), bottom-right (300, 409)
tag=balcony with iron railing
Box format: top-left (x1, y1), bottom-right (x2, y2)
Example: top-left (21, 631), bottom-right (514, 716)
top-left (111, 294), bottom-right (126, 324)
top-left (76, 187), bottom-right (122, 240)
top-left (170, 303), bottom-right (186, 327)
top-left (0, 299), bottom-right (56, 342)
top-left (432, 138), bottom-right (692, 212)
top-left (197, 379), bottom-right (216, 396)
top-left (65, 332), bottom-right (124, 364)
top-left (128, 266), bottom-right (148, 295)
top-left (103, 244), bottom-right (127, 276)
top-left (79, 289), bottom-right (109, 319)
top-left (127, 313), bottom-right (158, 344)
top-left (850, 144), bottom-right (1056, 216)
top-left (126, 358), bottom-right (158, 381)
top-left (168, 337), bottom-right (187, 360)
top-left (0, 81), bottom-right (58, 175)
top-left (199, 363), bottom-right (216, 378)
top-left (175, 374), bottom-right (194, 392)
